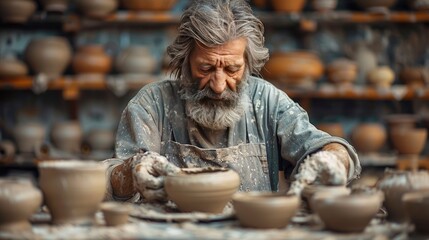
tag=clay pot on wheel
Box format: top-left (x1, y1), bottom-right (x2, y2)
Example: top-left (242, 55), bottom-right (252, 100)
top-left (164, 167), bottom-right (240, 213)
top-left (0, 178), bottom-right (43, 232)
top-left (72, 45), bottom-right (112, 75)
top-left (0, 0), bottom-right (36, 23)
top-left (38, 160), bottom-right (106, 225)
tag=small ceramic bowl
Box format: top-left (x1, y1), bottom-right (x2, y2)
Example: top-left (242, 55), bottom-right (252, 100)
top-left (312, 190), bottom-right (384, 232)
top-left (100, 202), bottom-right (131, 227)
top-left (302, 185), bottom-right (351, 211)
top-left (402, 190), bottom-right (429, 234)
top-left (232, 192), bottom-right (300, 229)
top-left (165, 167), bottom-right (240, 213)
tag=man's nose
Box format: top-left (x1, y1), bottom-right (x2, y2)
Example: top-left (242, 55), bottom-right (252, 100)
top-left (210, 70), bottom-right (227, 94)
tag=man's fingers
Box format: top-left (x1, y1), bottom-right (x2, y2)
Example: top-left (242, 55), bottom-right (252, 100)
top-left (152, 157), bottom-right (181, 176)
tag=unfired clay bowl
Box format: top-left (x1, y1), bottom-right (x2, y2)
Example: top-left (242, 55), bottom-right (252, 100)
top-left (0, 178), bottom-right (42, 232)
top-left (38, 160), bottom-right (106, 225)
top-left (402, 190), bottom-right (429, 234)
top-left (302, 185), bottom-right (351, 211)
top-left (164, 167), bottom-right (240, 213)
top-left (312, 190), bottom-right (384, 232)
top-left (100, 202), bottom-right (131, 227)
top-left (232, 192), bottom-right (300, 229)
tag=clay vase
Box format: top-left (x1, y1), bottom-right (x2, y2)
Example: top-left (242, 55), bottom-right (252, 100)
top-left (351, 123), bottom-right (387, 153)
top-left (13, 122), bottom-right (46, 153)
top-left (376, 169), bottom-right (429, 222)
top-left (316, 123), bottom-right (345, 138)
top-left (38, 160), bottom-right (107, 225)
top-left (271, 0), bottom-right (306, 12)
top-left (164, 167), bottom-right (240, 213)
top-left (389, 128), bottom-right (427, 155)
top-left (0, 0), bottom-right (36, 23)
top-left (0, 54), bottom-right (28, 78)
top-left (232, 192), bottom-right (300, 229)
top-left (409, 0), bottom-right (429, 10)
top-left (86, 129), bottom-right (115, 151)
top-left (100, 202), bottom-right (131, 226)
top-left (403, 190), bottom-right (429, 234)
top-left (25, 37), bottom-right (72, 79)
top-left (75, 0), bottom-right (118, 18)
top-left (261, 51), bottom-right (324, 88)
top-left (72, 45), bottom-right (112, 75)
top-left (312, 190), bottom-right (384, 232)
top-left (115, 46), bottom-right (158, 75)
top-left (355, 0), bottom-right (397, 11)
top-left (367, 66), bottom-right (395, 89)
top-left (399, 67), bottom-right (429, 89)
top-left (51, 121), bottom-right (83, 153)
top-left (121, 0), bottom-right (177, 11)
top-left (326, 58), bottom-right (358, 87)
top-left (40, 0), bottom-right (69, 12)
top-left (0, 178), bottom-right (43, 232)
top-left (311, 0), bottom-right (337, 12)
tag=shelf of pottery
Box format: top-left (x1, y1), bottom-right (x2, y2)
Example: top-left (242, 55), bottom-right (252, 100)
top-left (1, 0), bottom-right (429, 167)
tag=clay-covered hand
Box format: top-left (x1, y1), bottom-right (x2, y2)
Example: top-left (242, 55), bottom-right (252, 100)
top-left (288, 143), bottom-right (350, 195)
top-left (131, 151), bottom-right (181, 202)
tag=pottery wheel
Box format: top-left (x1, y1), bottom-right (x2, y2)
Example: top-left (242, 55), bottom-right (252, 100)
top-left (130, 201), bottom-right (235, 223)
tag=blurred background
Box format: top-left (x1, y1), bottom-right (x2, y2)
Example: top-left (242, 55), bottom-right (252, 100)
top-left (1, 0), bottom-right (429, 187)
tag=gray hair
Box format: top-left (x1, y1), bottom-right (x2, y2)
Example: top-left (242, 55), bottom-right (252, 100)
top-left (166, 0), bottom-right (269, 82)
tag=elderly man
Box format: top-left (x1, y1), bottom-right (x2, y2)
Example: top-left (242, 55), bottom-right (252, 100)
top-left (105, 0), bottom-right (361, 202)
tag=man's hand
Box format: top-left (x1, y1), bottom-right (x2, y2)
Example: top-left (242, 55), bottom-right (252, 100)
top-left (288, 143), bottom-right (350, 195)
top-left (131, 151), bottom-right (181, 202)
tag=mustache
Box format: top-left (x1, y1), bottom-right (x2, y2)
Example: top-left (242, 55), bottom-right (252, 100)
top-left (191, 85), bottom-right (239, 102)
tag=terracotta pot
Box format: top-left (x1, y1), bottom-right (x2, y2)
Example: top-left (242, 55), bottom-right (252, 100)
top-left (38, 160), bottom-right (107, 225)
top-left (316, 123), bottom-right (345, 138)
top-left (115, 46), bottom-right (158, 74)
top-left (100, 202), bottom-right (131, 226)
top-left (311, 0), bottom-right (337, 11)
top-left (399, 66), bottom-right (429, 89)
top-left (13, 122), bottom-right (46, 153)
top-left (0, 0), bottom-right (36, 23)
top-left (355, 0), bottom-right (397, 11)
top-left (40, 0), bottom-right (69, 12)
top-left (164, 167), bottom-right (240, 213)
top-left (351, 123), bottom-right (387, 153)
top-left (121, 0), bottom-right (177, 11)
top-left (403, 190), bottom-right (429, 234)
top-left (0, 178), bottom-right (43, 232)
top-left (367, 66), bottom-right (395, 89)
top-left (377, 169), bottom-right (429, 222)
top-left (390, 128), bottom-right (427, 155)
top-left (409, 0), bottom-right (429, 10)
top-left (75, 0), bottom-right (118, 18)
top-left (232, 192), bottom-right (300, 229)
top-left (25, 37), bottom-right (72, 79)
top-left (72, 45), bottom-right (112, 74)
top-left (51, 121), bottom-right (83, 153)
top-left (0, 54), bottom-right (28, 78)
top-left (272, 0), bottom-right (306, 12)
top-left (86, 129), bottom-right (115, 151)
top-left (312, 190), bottom-right (384, 232)
top-left (261, 51), bottom-right (324, 88)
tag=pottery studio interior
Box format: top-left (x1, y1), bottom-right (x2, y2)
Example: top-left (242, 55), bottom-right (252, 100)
top-left (1, 0), bottom-right (429, 239)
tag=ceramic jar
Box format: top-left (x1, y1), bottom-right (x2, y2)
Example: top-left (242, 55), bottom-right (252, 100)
top-left (403, 190), bottom-right (429, 234)
top-left (13, 122), bottom-right (46, 153)
top-left (399, 67), bottom-right (429, 89)
top-left (355, 0), bottom-right (397, 11)
top-left (376, 169), bottom-right (429, 222)
top-left (261, 51), bottom-right (324, 88)
top-left (0, 178), bottom-right (43, 232)
top-left (51, 121), bottom-right (83, 153)
top-left (0, 0), bottom-right (36, 23)
top-left (326, 58), bottom-right (358, 87)
top-left (272, 0), bottom-right (306, 12)
top-left (316, 123), bottom-right (345, 138)
top-left (75, 0), bottom-right (118, 18)
top-left (390, 128), bottom-right (427, 155)
top-left (115, 46), bottom-right (158, 75)
top-left (72, 45), bottom-right (112, 74)
top-left (0, 54), bottom-right (28, 78)
top-left (25, 37), bottom-right (72, 79)
top-left (164, 168), bottom-right (240, 213)
top-left (121, 0), bottom-right (177, 11)
top-left (311, 0), bottom-right (337, 12)
top-left (86, 129), bottom-right (115, 151)
top-left (351, 123), bottom-right (387, 153)
top-left (367, 66), bottom-right (395, 89)
top-left (38, 160), bottom-right (107, 225)
top-left (40, 0), bottom-right (69, 12)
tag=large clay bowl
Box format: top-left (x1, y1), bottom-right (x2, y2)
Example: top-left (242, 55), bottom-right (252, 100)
top-left (390, 128), bottom-right (427, 155)
top-left (121, 0), bottom-right (177, 11)
top-left (312, 190), bottom-right (384, 232)
top-left (403, 190), bottom-right (429, 234)
top-left (38, 160), bottom-right (106, 225)
top-left (0, 178), bottom-right (42, 232)
top-left (232, 192), bottom-right (300, 229)
top-left (164, 167), bottom-right (240, 213)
